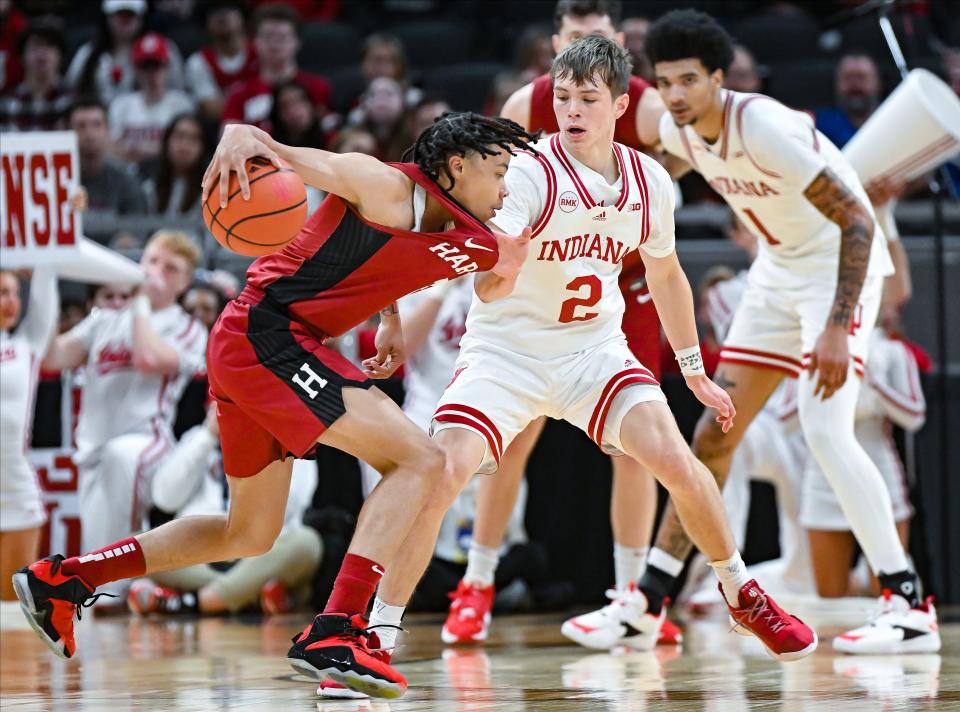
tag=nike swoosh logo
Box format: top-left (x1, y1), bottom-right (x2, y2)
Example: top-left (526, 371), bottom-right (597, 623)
top-left (464, 237), bottom-right (494, 252)
top-left (893, 625), bottom-right (931, 640)
top-left (635, 293), bottom-right (653, 305)
top-left (372, 565), bottom-right (385, 575)
top-left (570, 620), bottom-right (597, 634)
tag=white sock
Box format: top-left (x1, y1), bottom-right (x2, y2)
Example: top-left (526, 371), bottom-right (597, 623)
top-left (464, 543), bottom-right (499, 587)
top-left (647, 547), bottom-right (685, 577)
top-left (709, 550), bottom-right (751, 607)
top-left (368, 596), bottom-right (405, 651)
top-left (798, 371), bottom-right (909, 574)
top-left (614, 544), bottom-right (648, 591)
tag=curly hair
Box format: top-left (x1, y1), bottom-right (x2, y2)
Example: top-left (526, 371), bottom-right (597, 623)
top-left (645, 9), bottom-right (734, 74)
top-left (403, 112), bottom-right (539, 188)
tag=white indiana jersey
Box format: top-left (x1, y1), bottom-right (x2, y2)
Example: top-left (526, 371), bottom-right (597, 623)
top-left (0, 270), bottom-right (58, 497)
top-left (660, 90), bottom-right (893, 291)
top-left (399, 277), bottom-right (474, 428)
top-left (464, 133), bottom-right (675, 359)
top-left (70, 303), bottom-right (207, 466)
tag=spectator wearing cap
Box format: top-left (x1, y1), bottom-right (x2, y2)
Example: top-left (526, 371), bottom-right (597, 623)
top-left (108, 33), bottom-right (194, 163)
top-left (185, 1), bottom-right (258, 122)
top-left (67, 0), bottom-right (185, 105)
top-left (0, 19), bottom-right (72, 131)
top-left (68, 97), bottom-right (147, 244)
top-left (221, 4), bottom-right (330, 129)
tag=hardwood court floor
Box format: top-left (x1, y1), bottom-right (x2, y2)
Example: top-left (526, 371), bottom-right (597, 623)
top-left (1, 600), bottom-right (957, 711)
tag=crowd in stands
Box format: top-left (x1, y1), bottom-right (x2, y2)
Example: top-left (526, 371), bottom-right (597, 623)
top-left (0, 0), bottom-right (956, 618)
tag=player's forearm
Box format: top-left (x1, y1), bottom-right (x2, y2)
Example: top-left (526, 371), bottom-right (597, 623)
top-left (400, 293), bottom-right (446, 357)
top-left (646, 257), bottom-right (700, 351)
top-left (804, 168), bottom-right (875, 329)
top-left (131, 296), bottom-right (180, 375)
top-left (474, 271), bottom-right (516, 303)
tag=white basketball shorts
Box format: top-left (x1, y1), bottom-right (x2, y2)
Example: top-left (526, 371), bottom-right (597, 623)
top-left (431, 338), bottom-right (666, 474)
top-left (0, 458), bottom-right (46, 531)
top-left (720, 275), bottom-right (883, 378)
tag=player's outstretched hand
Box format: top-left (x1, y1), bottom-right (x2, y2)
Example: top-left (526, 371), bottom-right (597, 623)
top-left (363, 318), bottom-right (405, 379)
top-left (809, 324), bottom-right (849, 400)
top-left (202, 124), bottom-right (283, 209)
top-left (491, 226), bottom-right (532, 280)
top-left (685, 374), bottom-right (736, 433)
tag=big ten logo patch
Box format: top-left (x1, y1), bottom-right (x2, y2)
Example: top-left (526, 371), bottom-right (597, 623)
top-left (30, 448), bottom-right (82, 558)
top-left (558, 190), bottom-right (579, 213)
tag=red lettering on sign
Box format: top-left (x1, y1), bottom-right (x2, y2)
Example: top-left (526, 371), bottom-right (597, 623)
top-left (3, 153), bottom-right (26, 247)
top-left (52, 152), bottom-right (75, 245)
top-left (30, 154), bottom-right (51, 245)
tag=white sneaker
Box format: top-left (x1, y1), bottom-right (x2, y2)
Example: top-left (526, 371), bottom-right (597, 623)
top-left (833, 593), bottom-right (941, 654)
top-left (561, 584), bottom-right (665, 650)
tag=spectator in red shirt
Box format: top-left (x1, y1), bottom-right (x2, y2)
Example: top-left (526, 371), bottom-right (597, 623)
top-left (221, 4), bottom-right (330, 130)
top-left (185, 0), bottom-right (258, 122)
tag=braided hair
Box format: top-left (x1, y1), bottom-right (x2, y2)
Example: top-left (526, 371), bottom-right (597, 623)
top-left (403, 112), bottom-right (540, 188)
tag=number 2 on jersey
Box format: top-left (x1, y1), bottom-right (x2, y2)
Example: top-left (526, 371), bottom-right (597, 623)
top-left (559, 275), bottom-right (602, 323)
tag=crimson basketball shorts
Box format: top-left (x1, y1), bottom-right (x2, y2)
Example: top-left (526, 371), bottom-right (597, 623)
top-left (207, 288), bottom-right (372, 478)
top-left (620, 271), bottom-right (662, 379)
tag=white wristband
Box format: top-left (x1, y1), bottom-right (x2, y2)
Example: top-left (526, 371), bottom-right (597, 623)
top-left (675, 345), bottom-right (705, 376)
top-left (132, 293), bottom-right (151, 319)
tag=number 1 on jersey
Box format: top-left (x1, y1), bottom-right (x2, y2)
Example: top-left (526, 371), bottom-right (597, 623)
top-left (559, 275), bottom-right (602, 323)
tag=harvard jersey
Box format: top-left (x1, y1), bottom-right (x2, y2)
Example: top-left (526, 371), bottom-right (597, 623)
top-left (529, 73), bottom-right (653, 148)
top-left (399, 277), bottom-right (474, 427)
top-left (70, 304), bottom-right (207, 466)
top-left (660, 90), bottom-right (893, 290)
top-left (464, 134), bottom-right (674, 359)
top-left (244, 163), bottom-right (498, 339)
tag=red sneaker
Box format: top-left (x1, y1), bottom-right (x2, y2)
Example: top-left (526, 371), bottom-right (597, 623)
top-left (12, 555), bottom-right (99, 659)
top-left (441, 580), bottom-right (494, 644)
top-left (658, 618), bottom-right (683, 646)
top-left (287, 613), bottom-right (407, 699)
top-left (260, 579), bottom-right (294, 615)
top-left (127, 580), bottom-right (193, 615)
top-left (724, 579), bottom-right (818, 661)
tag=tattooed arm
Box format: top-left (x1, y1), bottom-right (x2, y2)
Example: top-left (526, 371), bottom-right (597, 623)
top-left (803, 167), bottom-right (875, 400)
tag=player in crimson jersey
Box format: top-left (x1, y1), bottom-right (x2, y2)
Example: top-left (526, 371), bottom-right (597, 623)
top-left (444, 0), bottom-right (679, 648)
top-left (13, 112), bottom-right (537, 699)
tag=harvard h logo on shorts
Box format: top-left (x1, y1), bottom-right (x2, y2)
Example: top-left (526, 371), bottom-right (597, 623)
top-left (292, 363), bottom-right (328, 399)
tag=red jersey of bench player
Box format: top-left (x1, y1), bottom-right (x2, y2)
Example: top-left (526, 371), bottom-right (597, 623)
top-left (207, 163), bottom-right (498, 477)
top-left (528, 73), bottom-right (663, 376)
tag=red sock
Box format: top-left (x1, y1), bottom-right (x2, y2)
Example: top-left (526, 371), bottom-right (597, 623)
top-left (324, 553), bottom-right (384, 616)
top-left (60, 537), bottom-right (146, 589)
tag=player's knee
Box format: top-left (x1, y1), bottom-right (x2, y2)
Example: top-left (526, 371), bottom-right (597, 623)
top-left (226, 519), bottom-right (280, 558)
top-left (408, 437), bottom-right (447, 477)
top-left (650, 446), bottom-right (698, 496)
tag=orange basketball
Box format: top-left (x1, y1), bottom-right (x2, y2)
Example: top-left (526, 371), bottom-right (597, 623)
top-left (203, 157), bottom-right (308, 257)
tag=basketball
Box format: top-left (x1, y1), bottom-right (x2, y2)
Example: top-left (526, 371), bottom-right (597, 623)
top-left (203, 156), bottom-right (308, 257)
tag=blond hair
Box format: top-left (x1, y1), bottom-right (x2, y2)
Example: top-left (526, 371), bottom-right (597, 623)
top-left (145, 230), bottom-right (201, 271)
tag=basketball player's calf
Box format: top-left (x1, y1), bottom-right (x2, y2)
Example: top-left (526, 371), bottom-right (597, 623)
top-left (618, 401), bottom-right (816, 660)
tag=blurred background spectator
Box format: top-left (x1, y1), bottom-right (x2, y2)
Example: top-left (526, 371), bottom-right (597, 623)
top-left (184, 0), bottom-right (257, 123)
top-left (724, 43), bottom-right (762, 93)
top-left (66, 0), bottom-right (185, 105)
top-left (0, 17), bottom-right (70, 131)
top-left (815, 50), bottom-right (882, 148)
top-left (108, 33), bottom-right (194, 162)
top-left (345, 75), bottom-right (410, 160)
top-left (141, 113), bottom-right (209, 221)
top-left (269, 78), bottom-right (327, 148)
top-left (0, 0), bottom-right (28, 93)
top-left (221, 3), bottom-right (329, 129)
top-left (621, 16), bottom-right (652, 81)
top-left (69, 97), bottom-right (148, 242)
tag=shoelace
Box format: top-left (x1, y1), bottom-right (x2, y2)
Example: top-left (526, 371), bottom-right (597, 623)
top-left (733, 593), bottom-right (787, 634)
top-left (76, 592), bottom-right (117, 621)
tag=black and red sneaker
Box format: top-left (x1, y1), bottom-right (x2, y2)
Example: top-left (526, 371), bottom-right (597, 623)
top-left (287, 613), bottom-right (407, 699)
top-left (12, 555), bottom-right (101, 659)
